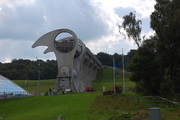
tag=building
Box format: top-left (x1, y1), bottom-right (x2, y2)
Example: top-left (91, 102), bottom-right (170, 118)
top-left (0, 74), bottom-right (28, 99)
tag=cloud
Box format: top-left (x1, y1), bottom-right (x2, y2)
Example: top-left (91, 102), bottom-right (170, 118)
top-left (93, 0), bottom-right (156, 18)
top-left (0, 0), bottom-right (156, 63)
top-left (0, 0), bottom-right (44, 40)
top-left (86, 34), bottom-right (137, 55)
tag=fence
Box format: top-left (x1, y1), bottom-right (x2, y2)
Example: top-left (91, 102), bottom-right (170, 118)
top-left (138, 96), bottom-right (180, 108)
top-left (0, 91), bottom-right (34, 99)
top-left (18, 81), bottom-right (55, 87)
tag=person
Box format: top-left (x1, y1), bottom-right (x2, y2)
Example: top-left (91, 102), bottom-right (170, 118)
top-left (62, 88), bottom-right (65, 95)
top-left (102, 86), bottom-right (106, 92)
top-left (45, 92), bottom-right (48, 96)
top-left (53, 88), bottom-right (55, 95)
top-left (49, 88), bottom-right (52, 95)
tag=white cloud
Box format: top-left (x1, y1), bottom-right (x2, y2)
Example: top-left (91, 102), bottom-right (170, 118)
top-left (86, 33), bottom-right (137, 55)
top-left (0, 0), bottom-right (156, 62)
top-left (93, 0), bottom-right (156, 18)
top-left (0, 0), bottom-right (36, 8)
top-left (87, 0), bottom-right (154, 54)
top-left (142, 30), bottom-right (155, 39)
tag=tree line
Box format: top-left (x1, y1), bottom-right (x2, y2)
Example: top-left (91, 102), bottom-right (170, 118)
top-left (0, 59), bottom-right (58, 80)
top-left (120, 0), bottom-right (180, 99)
top-left (0, 50), bottom-right (135, 80)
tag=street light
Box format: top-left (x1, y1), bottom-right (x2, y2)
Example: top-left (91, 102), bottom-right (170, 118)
top-left (38, 63), bottom-right (41, 96)
top-left (37, 61), bottom-right (40, 96)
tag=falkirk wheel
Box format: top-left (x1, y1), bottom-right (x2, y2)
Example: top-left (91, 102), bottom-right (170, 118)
top-left (32, 29), bottom-right (103, 93)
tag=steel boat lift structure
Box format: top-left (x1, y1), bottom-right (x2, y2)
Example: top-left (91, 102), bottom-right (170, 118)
top-left (32, 29), bottom-right (103, 93)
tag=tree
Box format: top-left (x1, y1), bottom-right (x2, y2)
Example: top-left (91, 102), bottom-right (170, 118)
top-left (96, 52), bottom-right (113, 66)
top-left (0, 59), bottom-right (58, 80)
top-left (113, 53), bottom-right (121, 68)
top-left (129, 36), bottom-right (162, 95)
top-left (119, 12), bottom-right (142, 48)
top-left (150, 0), bottom-right (180, 97)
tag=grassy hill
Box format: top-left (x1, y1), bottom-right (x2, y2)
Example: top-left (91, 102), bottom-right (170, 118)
top-left (96, 65), bottom-right (131, 81)
top-left (13, 66), bottom-right (134, 94)
top-left (0, 66), bottom-right (179, 120)
top-left (1, 92), bottom-right (179, 120)
top-left (0, 93), bottom-right (99, 120)
top-left (94, 66), bottom-right (134, 92)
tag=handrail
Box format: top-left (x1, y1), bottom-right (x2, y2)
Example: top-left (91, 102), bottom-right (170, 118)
top-left (138, 96), bottom-right (180, 107)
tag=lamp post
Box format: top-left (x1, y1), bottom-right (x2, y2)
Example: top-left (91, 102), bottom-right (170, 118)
top-left (38, 62), bottom-right (40, 96)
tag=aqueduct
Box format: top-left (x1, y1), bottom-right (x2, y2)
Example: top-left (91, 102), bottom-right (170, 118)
top-left (32, 29), bottom-right (103, 93)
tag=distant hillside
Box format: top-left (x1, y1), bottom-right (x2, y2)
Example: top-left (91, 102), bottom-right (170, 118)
top-left (96, 65), bottom-right (131, 81)
top-left (0, 50), bottom-right (136, 80)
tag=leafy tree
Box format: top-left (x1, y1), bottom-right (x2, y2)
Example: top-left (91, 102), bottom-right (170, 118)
top-left (96, 52), bottom-right (132, 70)
top-left (119, 12), bottom-right (142, 48)
top-left (150, 0), bottom-right (180, 97)
top-left (96, 52), bottom-right (113, 67)
top-left (113, 53), bottom-right (122, 68)
top-left (129, 36), bottom-right (162, 95)
top-left (125, 49), bottom-right (137, 71)
top-left (127, 0), bottom-right (180, 98)
top-left (0, 59), bottom-right (58, 80)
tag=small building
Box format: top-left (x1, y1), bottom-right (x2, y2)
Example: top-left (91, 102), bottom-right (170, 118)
top-left (0, 74), bottom-right (28, 99)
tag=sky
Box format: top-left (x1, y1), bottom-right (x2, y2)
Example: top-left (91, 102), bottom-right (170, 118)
top-left (0, 0), bottom-right (156, 63)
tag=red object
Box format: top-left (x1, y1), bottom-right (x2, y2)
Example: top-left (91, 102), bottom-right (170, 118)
top-left (86, 87), bottom-right (90, 91)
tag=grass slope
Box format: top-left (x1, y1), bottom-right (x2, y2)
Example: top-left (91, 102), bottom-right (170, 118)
top-left (96, 66), bottom-right (131, 81)
top-left (1, 92), bottom-right (179, 120)
top-left (1, 66), bottom-right (179, 120)
top-left (0, 93), bottom-right (99, 120)
top-left (13, 66), bottom-right (135, 94)
top-left (94, 66), bottom-right (135, 91)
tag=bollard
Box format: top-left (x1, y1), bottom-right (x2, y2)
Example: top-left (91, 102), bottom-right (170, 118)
top-left (149, 108), bottom-right (161, 120)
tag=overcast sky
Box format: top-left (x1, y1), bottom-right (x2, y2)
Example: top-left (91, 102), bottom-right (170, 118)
top-left (0, 0), bottom-right (156, 63)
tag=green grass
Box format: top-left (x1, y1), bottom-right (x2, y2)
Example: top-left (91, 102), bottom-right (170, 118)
top-left (13, 79), bottom-right (56, 94)
top-left (0, 66), bottom-right (179, 120)
top-left (96, 66), bottom-right (131, 81)
top-left (94, 66), bottom-right (135, 92)
top-left (88, 94), bottom-right (142, 120)
top-left (1, 92), bottom-right (180, 120)
top-left (13, 66), bottom-right (135, 94)
top-left (93, 79), bottom-right (135, 92)
top-left (161, 108), bottom-right (180, 120)
top-left (0, 93), bottom-right (100, 120)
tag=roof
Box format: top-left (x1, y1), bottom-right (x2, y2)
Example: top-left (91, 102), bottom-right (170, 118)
top-left (0, 75), bottom-right (28, 95)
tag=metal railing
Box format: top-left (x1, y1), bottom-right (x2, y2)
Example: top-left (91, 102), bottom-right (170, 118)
top-left (18, 81), bottom-right (55, 87)
top-left (0, 91), bottom-right (33, 99)
top-left (138, 96), bottom-right (180, 108)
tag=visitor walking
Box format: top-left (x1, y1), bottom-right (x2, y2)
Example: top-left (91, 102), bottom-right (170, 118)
top-left (53, 88), bottom-right (55, 95)
top-left (49, 88), bottom-right (52, 95)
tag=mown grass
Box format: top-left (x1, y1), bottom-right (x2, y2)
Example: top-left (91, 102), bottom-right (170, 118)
top-left (13, 79), bottom-right (56, 94)
top-left (93, 79), bottom-right (135, 92)
top-left (13, 66), bottom-right (135, 94)
top-left (96, 66), bottom-right (131, 81)
top-left (0, 93), bottom-right (100, 120)
top-left (94, 66), bottom-right (134, 92)
top-left (1, 92), bottom-right (179, 120)
top-left (1, 66), bottom-right (179, 120)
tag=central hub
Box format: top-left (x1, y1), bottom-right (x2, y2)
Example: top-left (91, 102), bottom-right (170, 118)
top-left (54, 37), bottom-right (75, 53)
